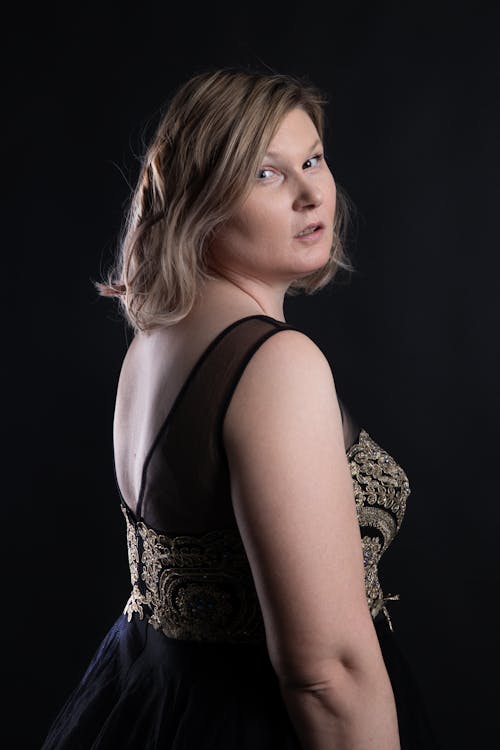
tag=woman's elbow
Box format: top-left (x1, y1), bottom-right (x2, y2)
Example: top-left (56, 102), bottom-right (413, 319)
top-left (275, 648), bottom-right (369, 695)
top-left (271, 634), bottom-right (390, 710)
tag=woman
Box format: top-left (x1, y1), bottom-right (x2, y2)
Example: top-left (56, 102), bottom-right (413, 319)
top-left (41, 67), bottom-right (437, 749)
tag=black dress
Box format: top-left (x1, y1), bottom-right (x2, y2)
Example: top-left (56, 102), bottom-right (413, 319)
top-left (41, 314), bottom-right (439, 749)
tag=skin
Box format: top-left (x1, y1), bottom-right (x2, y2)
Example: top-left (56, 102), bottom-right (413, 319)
top-left (204, 106), bottom-right (337, 320)
top-left (115, 107), bottom-right (337, 506)
top-left (116, 105), bottom-right (400, 748)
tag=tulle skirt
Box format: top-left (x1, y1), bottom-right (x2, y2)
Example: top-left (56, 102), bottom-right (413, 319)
top-left (41, 612), bottom-right (439, 749)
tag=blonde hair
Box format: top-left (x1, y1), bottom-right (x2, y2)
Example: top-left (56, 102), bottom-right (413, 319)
top-left (98, 67), bottom-right (355, 332)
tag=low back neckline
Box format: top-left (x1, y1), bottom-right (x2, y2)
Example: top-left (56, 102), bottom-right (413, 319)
top-left (116, 314), bottom-right (292, 521)
top-left (146, 314), bottom-right (289, 435)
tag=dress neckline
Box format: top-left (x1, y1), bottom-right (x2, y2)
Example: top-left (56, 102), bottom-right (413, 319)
top-left (117, 314), bottom-right (290, 520)
top-left (149, 313), bottom-right (287, 432)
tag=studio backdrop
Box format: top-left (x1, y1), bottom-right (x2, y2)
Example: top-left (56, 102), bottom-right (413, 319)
top-left (7, 3), bottom-right (498, 748)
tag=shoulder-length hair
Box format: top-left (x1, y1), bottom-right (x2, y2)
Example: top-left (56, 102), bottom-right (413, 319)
top-left (98, 67), bottom-right (355, 332)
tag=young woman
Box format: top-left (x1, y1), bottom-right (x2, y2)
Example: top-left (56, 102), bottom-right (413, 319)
top-left (42, 67), bottom-right (438, 749)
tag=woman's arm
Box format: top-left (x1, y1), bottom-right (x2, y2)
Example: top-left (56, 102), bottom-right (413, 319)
top-left (223, 330), bottom-right (400, 750)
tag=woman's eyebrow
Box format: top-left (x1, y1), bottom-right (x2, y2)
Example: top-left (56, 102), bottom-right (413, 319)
top-left (264, 138), bottom-right (322, 159)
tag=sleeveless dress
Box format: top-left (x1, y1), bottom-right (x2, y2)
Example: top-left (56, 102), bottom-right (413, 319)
top-left (41, 314), bottom-right (439, 749)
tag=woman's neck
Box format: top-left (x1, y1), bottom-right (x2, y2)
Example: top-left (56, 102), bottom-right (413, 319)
top-left (198, 273), bottom-right (287, 323)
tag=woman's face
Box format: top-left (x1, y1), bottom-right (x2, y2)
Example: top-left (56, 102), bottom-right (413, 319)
top-left (207, 107), bottom-right (336, 286)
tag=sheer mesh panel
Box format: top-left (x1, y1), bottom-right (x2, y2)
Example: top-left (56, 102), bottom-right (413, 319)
top-left (117, 315), bottom-right (360, 535)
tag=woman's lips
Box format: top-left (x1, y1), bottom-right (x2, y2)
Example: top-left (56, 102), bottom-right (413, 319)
top-left (293, 225), bottom-right (325, 242)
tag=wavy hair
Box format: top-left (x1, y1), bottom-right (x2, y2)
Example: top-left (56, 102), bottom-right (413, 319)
top-left (98, 67), bottom-right (355, 331)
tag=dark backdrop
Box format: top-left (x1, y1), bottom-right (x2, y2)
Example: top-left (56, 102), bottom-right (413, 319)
top-left (7, 2), bottom-right (498, 748)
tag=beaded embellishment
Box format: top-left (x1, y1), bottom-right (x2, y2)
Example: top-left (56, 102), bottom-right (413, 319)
top-left (122, 505), bottom-right (266, 643)
top-left (123, 428), bottom-right (411, 640)
top-left (347, 429), bottom-right (411, 629)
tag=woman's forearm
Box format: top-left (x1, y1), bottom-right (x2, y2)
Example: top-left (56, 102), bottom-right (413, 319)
top-left (280, 660), bottom-right (400, 750)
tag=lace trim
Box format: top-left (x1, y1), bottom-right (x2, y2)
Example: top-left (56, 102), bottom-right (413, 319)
top-left (350, 429), bottom-right (411, 630)
top-left (123, 428), bottom-right (411, 640)
top-left (122, 505), bottom-right (265, 643)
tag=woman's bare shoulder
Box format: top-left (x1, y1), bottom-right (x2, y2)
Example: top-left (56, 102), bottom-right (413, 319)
top-left (223, 326), bottom-right (337, 433)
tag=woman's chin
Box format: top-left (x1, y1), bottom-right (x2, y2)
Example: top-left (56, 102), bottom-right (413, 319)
top-left (292, 247), bottom-right (332, 276)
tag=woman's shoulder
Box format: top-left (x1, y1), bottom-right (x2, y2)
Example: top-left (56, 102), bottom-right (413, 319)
top-left (223, 324), bottom-right (339, 440)
top-left (236, 323), bottom-right (334, 386)
top-left (250, 323), bottom-right (327, 361)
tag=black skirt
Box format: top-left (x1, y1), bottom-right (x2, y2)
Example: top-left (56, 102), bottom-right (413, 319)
top-left (41, 612), bottom-right (438, 749)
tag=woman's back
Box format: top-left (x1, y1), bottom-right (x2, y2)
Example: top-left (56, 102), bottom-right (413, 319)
top-left (112, 307), bottom-right (244, 519)
top-left (113, 305), bottom-right (362, 535)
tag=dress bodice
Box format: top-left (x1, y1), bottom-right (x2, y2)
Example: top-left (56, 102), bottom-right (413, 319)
top-left (118, 315), bottom-right (411, 643)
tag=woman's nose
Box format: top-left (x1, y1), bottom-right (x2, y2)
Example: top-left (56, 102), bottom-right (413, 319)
top-left (292, 176), bottom-right (323, 211)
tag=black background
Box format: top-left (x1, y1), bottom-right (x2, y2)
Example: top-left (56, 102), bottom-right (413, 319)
top-left (7, 1), bottom-right (499, 747)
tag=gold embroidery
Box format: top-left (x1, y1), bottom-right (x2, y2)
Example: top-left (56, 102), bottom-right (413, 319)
top-left (123, 507), bottom-right (150, 621)
top-left (347, 429), bottom-right (410, 526)
top-left (122, 428), bottom-right (411, 640)
top-left (362, 535), bottom-right (385, 615)
top-left (358, 506), bottom-right (396, 553)
top-left (348, 429), bottom-right (411, 629)
top-left (122, 505), bottom-right (266, 643)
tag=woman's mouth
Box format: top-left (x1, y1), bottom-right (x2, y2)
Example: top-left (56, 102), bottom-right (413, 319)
top-left (294, 223), bottom-right (325, 241)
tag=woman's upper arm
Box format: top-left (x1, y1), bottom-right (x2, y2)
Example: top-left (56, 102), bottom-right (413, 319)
top-left (223, 330), bottom-right (375, 683)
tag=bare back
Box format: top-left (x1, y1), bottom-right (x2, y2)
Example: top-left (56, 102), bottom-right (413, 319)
top-left (113, 307), bottom-right (360, 533)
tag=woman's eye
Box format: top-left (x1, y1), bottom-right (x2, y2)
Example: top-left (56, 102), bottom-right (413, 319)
top-left (304, 153), bottom-right (323, 169)
top-left (257, 167), bottom-right (277, 180)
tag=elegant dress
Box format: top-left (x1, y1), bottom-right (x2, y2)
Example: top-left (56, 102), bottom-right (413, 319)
top-left (41, 314), bottom-right (438, 749)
